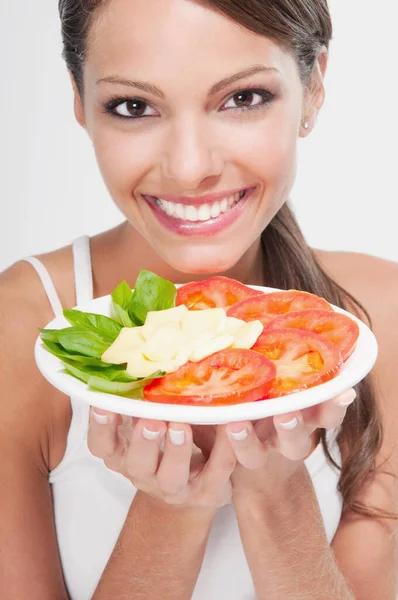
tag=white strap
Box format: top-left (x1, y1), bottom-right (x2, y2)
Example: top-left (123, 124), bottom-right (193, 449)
top-left (23, 256), bottom-right (64, 318)
top-left (72, 235), bottom-right (94, 306)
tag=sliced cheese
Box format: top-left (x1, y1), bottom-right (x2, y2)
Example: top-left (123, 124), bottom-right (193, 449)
top-left (232, 320), bottom-right (264, 349)
top-left (141, 321), bottom-right (188, 361)
top-left (190, 334), bottom-right (235, 362)
top-left (224, 316), bottom-right (245, 336)
top-left (143, 305), bottom-right (189, 339)
top-left (180, 308), bottom-right (227, 339)
top-left (101, 326), bottom-right (146, 364)
top-left (126, 349), bottom-right (180, 378)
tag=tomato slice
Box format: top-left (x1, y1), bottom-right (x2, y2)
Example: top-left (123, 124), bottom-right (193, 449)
top-left (227, 289), bottom-right (333, 326)
top-left (143, 348), bottom-right (276, 405)
top-left (265, 309), bottom-right (359, 362)
top-left (176, 276), bottom-right (263, 310)
top-left (252, 329), bottom-right (343, 398)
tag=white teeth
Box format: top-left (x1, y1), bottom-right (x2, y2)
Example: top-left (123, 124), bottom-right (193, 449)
top-left (155, 190), bottom-right (245, 222)
top-left (220, 197), bottom-right (228, 213)
top-left (198, 204), bottom-right (211, 221)
top-left (210, 201), bottom-right (221, 219)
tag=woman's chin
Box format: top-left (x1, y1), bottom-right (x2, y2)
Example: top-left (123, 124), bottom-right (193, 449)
top-left (160, 246), bottom-right (243, 276)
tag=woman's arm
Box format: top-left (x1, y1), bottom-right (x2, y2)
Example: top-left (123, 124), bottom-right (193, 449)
top-left (230, 254), bottom-right (398, 600)
top-left (93, 492), bottom-right (215, 599)
top-left (233, 464), bottom-right (355, 600)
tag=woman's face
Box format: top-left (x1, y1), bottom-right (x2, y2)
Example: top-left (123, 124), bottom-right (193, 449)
top-left (80, 0), bottom-right (307, 274)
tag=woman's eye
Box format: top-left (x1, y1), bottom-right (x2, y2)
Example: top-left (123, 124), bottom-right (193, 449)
top-left (222, 90), bottom-right (274, 112)
top-left (107, 98), bottom-right (157, 119)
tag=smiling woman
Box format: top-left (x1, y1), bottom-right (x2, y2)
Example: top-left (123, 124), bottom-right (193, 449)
top-left (1, 0), bottom-right (398, 599)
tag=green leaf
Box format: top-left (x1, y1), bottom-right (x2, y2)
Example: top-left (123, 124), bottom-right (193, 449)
top-left (111, 281), bottom-right (134, 327)
top-left (42, 339), bottom-right (125, 369)
top-left (57, 328), bottom-right (110, 359)
top-left (128, 270), bottom-right (177, 325)
top-left (39, 328), bottom-right (63, 342)
top-left (63, 309), bottom-right (122, 344)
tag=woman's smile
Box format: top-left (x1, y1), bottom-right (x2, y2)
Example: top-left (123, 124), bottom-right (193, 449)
top-left (142, 187), bottom-right (257, 237)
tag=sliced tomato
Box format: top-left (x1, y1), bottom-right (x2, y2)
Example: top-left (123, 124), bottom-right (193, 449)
top-left (252, 328), bottom-right (343, 398)
top-left (176, 276), bottom-right (263, 310)
top-left (265, 309), bottom-right (359, 362)
top-left (227, 289), bottom-right (333, 326)
top-left (143, 348), bottom-right (276, 405)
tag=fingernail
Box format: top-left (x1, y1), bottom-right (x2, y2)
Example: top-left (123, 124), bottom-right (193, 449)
top-left (168, 428), bottom-right (185, 445)
top-left (336, 389), bottom-right (357, 407)
top-left (229, 428), bottom-right (248, 441)
top-left (279, 417), bottom-right (298, 431)
top-left (143, 427), bottom-right (161, 440)
top-left (92, 409), bottom-right (109, 425)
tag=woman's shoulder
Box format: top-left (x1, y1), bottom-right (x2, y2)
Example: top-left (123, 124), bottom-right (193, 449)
top-left (1, 241), bottom-right (77, 316)
top-left (0, 243), bottom-right (77, 471)
top-left (313, 248), bottom-right (398, 318)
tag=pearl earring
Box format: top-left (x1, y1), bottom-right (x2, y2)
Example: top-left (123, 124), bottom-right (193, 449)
top-left (303, 121), bottom-right (309, 129)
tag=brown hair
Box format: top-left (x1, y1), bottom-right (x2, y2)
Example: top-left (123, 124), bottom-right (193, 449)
top-left (58, 0), bottom-right (392, 519)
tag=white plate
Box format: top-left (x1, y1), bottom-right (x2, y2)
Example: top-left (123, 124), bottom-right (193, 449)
top-left (35, 286), bottom-right (378, 424)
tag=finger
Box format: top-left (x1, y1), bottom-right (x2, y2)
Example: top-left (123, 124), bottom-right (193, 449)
top-left (305, 388), bottom-right (357, 431)
top-left (201, 424), bottom-right (237, 487)
top-left (273, 412), bottom-right (312, 461)
top-left (87, 408), bottom-right (121, 460)
top-left (156, 423), bottom-right (194, 496)
top-left (123, 418), bottom-right (167, 481)
top-left (225, 421), bottom-right (268, 470)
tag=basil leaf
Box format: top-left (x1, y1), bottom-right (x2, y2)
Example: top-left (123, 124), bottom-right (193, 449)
top-left (63, 309), bottom-right (122, 344)
top-left (39, 328), bottom-right (64, 342)
top-left (111, 281), bottom-right (134, 327)
top-left (87, 371), bottom-right (164, 396)
top-left (57, 328), bottom-right (110, 359)
top-left (128, 270), bottom-right (177, 325)
top-left (42, 339), bottom-right (125, 369)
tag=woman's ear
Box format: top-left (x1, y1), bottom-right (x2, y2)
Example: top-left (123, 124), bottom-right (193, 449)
top-left (69, 72), bottom-right (86, 129)
top-left (300, 47), bottom-right (329, 137)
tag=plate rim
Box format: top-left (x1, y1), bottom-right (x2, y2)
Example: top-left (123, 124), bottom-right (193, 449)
top-left (34, 285), bottom-right (378, 424)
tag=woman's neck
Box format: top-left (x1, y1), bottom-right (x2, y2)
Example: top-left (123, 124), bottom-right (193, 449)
top-left (90, 220), bottom-right (266, 299)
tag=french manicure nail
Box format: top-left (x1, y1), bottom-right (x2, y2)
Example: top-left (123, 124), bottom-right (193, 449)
top-left (336, 389), bottom-right (357, 406)
top-left (229, 428), bottom-right (248, 441)
top-left (279, 417), bottom-right (298, 430)
top-left (169, 428), bottom-right (185, 445)
top-left (92, 410), bottom-right (109, 425)
top-left (143, 427), bottom-right (161, 440)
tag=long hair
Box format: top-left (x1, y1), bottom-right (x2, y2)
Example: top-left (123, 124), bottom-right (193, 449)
top-left (58, 0), bottom-right (393, 519)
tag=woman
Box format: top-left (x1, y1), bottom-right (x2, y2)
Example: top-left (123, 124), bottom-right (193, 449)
top-left (1, 0), bottom-right (397, 598)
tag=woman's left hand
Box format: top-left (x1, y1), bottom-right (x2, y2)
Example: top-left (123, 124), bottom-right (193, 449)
top-left (223, 387), bottom-right (357, 497)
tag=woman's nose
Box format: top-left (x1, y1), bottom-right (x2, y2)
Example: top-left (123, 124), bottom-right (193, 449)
top-left (161, 117), bottom-right (224, 191)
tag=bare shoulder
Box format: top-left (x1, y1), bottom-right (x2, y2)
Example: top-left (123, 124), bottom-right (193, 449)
top-left (0, 243), bottom-right (77, 471)
top-left (314, 248), bottom-right (398, 328)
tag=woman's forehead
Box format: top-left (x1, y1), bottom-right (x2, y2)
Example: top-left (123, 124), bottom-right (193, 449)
top-left (87, 0), bottom-right (291, 76)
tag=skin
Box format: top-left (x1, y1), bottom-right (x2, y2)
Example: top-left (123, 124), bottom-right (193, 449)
top-left (1, 0), bottom-right (398, 598)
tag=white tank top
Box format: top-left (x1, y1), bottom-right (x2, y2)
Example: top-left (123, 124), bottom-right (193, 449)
top-left (24, 235), bottom-right (343, 600)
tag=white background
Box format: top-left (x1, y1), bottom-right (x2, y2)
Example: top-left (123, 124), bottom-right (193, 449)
top-left (1, 1), bottom-right (397, 272)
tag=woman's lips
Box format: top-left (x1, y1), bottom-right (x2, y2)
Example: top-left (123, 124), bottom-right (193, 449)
top-left (142, 187), bottom-right (256, 237)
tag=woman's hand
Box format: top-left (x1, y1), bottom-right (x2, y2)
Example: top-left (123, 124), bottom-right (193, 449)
top-left (87, 411), bottom-right (237, 510)
top-left (225, 387), bottom-right (357, 497)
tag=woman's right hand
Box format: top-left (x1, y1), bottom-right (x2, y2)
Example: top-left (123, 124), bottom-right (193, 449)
top-left (87, 409), bottom-right (237, 509)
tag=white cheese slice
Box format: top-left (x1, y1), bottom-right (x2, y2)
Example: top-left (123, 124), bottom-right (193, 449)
top-left (224, 316), bottom-right (245, 336)
top-left (190, 334), bottom-right (235, 362)
top-left (232, 320), bottom-right (264, 349)
top-left (101, 326), bottom-right (146, 364)
top-left (180, 308), bottom-right (227, 339)
top-left (141, 321), bottom-right (188, 362)
top-left (143, 305), bottom-right (189, 339)
top-left (126, 350), bottom-right (180, 378)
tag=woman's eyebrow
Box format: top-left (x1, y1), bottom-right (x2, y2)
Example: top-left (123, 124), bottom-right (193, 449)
top-left (96, 65), bottom-right (279, 99)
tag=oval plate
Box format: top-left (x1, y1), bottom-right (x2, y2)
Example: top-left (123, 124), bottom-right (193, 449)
top-left (35, 286), bottom-right (378, 424)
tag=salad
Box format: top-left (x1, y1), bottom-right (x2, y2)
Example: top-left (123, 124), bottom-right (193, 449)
top-left (40, 271), bottom-right (359, 406)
